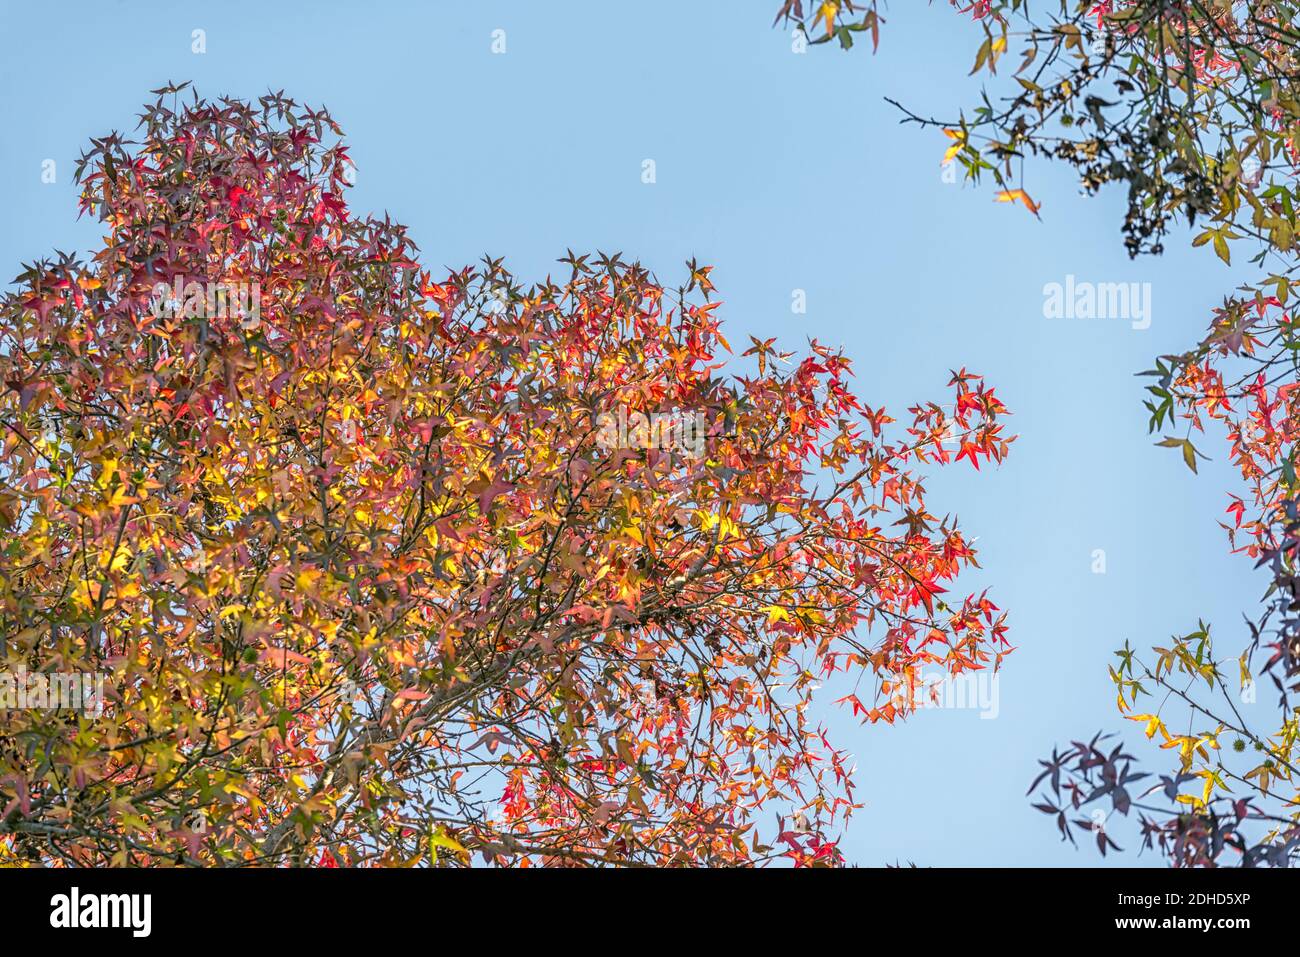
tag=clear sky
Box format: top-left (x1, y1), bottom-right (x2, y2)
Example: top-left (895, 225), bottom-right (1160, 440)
top-left (0, 0), bottom-right (1263, 866)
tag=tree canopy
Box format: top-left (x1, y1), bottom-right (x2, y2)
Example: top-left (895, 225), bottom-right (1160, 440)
top-left (0, 85), bottom-right (1012, 866)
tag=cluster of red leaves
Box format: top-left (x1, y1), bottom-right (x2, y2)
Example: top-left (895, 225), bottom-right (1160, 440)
top-left (0, 86), bottom-right (1011, 867)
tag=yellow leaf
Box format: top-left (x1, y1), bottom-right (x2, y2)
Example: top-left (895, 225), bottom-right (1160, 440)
top-left (72, 579), bottom-right (103, 610)
top-left (1213, 231), bottom-right (1231, 264)
top-left (942, 129), bottom-right (966, 164)
top-left (428, 825), bottom-right (468, 862)
top-left (1126, 713), bottom-right (1164, 739)
top-left (820, 1), bottom-right (838, 37)
top-left (294, 569), bottom-right (321, 592)
top-left (98, 543), bottom-right (133, 573)
top-left (95, 457), bottom-right (119, 489)
top-left (994, 188), bottom-right (1041, 215)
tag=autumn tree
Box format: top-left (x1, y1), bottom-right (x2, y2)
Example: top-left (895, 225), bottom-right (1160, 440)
top-left (775, 0), bottom-right (1300, 865)
top-left (0, 86), bottom-right (1012, 866)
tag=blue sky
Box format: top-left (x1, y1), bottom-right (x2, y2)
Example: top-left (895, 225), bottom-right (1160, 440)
top-left (0, 0), bottom-right (1263, 866)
